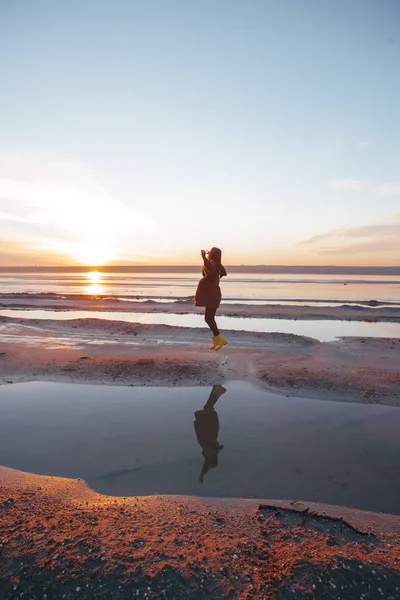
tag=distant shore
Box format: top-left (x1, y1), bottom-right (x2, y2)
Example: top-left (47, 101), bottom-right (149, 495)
top-left (1, 264), bottom-right (400, 274)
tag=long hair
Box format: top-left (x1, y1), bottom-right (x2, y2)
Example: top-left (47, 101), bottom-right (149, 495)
top-left (209, 247), bottom-right (227, 278)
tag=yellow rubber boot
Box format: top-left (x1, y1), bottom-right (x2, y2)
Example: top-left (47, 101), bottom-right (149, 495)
top-left (210, 336), bottom-right (218, 350)
top-left (213, 334), bottom-right (227, 351)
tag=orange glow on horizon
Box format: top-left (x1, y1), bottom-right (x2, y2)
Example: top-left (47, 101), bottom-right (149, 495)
top-left (0, 242), bottom-right (398, 269)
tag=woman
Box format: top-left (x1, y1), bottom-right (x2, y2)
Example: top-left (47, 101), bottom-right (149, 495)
top-left (194, 247), bottom-right (227, 350)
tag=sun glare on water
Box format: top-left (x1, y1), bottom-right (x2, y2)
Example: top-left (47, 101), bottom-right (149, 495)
top-left (89, 271), bottom-right (101, 284)
top-left (85, 270), bottom-right (104, 295)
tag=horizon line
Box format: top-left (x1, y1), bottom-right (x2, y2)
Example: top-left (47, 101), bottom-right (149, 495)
top-left (1, 264), bottom-right (399, 270)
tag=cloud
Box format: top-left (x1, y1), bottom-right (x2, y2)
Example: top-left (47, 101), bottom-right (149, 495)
top-left (297, 214), bottom-right (400, 257)
top-left (329, 179), bottom-right (372, 192)
top-left (343, 221), bottom-right (400, 238)
top-left (329, 178), bottom-right (400, 196)
top-left (298, 230), bottom-right (342, 245)
top-left (0, 153), bottom-right (156, 264)
top-left (374, 183), bottom-right (400, 196)
top-left (356, 141), bottom-right (370, 149)
top-left (317, 239), bottom-right (399, 255)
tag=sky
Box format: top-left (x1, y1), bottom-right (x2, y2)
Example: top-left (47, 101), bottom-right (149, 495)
top-left (0, 0), bottom-right (399, 266)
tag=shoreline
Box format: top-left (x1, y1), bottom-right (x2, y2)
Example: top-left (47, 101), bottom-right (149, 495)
top-left (1, 466), bottom-right (399, 599)
top-left (1, 298), bottom-right (400, 322)
top-left (1, 318), bottom-right (400, 406)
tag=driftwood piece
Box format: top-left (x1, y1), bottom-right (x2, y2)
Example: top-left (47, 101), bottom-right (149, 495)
top-left (258, 503), bottom-right (373, 537)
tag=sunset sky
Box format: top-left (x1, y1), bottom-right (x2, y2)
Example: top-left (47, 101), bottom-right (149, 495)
top-left (0, 0), bottom-right (399, 266)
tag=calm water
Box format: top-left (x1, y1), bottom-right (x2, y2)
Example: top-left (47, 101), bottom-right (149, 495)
top-left (2, 308), bottom-right (400, 342)
top-left (1, 381), bottom-right (399, 514)
top-left (2, 269), bottom-right (399, 341)
top-left (1, 269), bottom-right (399, 304)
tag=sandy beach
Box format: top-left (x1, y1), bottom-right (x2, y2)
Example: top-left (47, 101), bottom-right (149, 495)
top-left (1, 467), bottom-right (400, 599)
top-left (1, 316), bottom-right (400, 598)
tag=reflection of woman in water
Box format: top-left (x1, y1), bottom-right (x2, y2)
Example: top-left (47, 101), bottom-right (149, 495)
top-left (194, 384), bottom-right (226, 483)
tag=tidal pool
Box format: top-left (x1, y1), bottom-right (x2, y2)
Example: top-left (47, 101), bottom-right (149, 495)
top-left (0, 381), bottom-right (399, 514)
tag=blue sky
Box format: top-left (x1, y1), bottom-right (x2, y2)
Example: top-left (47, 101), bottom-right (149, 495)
top-left (0, 0), bottom-right (399, 265)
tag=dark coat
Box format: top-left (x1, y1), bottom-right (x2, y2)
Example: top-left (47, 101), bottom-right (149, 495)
top-left (194, 258), bottom-right (223, 309)
top-left (194, 406), bottom-right (223, 481)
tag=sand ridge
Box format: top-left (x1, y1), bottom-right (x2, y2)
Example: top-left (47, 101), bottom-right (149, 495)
top-left (1, 317), bottom-right (400, 405)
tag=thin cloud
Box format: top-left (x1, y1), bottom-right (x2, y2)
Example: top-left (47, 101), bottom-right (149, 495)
top-left (0, 240), bottom-right (59, 265)
top-left (329, 178), bottom-right (400, 196)
top-left (298, 230), bottom-right (341, 245)
top-left (0, 153), bottom-right (156, 263)
top-left (343, 222), bottom-right (400, 238)
top-left (329, 179), bottom-right (372, 191)
top-left (374, 183), bottom-right (400, 197)
top-left (318, 238), bottom-right (400, 255)
top-left (297, 215), bottom-right (400, 257)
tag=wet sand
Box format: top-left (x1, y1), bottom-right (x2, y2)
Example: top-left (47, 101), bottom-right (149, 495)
top-left (1, 317), bottom-right (400, 405)
top-left (1, 467), bottom-right (400, 599)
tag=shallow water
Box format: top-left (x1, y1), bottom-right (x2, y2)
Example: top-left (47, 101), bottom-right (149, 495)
top-left (1, 381), bottom-right (399, 514)
top-left (2, 309), bottom-right (400, 342)
top-left (1, 270), bottom-right (399, 303)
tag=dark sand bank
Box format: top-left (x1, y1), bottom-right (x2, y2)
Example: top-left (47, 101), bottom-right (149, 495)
top-left (1, 467), bottom-right (400, 599)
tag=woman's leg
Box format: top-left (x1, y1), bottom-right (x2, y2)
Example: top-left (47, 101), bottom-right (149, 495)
top-left (204, 306), bottom-right (220, 336)
top-left (204, 384), bottom-right (227, 409)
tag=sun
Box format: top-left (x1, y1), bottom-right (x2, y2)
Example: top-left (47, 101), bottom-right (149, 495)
top-left (72, 241), bottom-right (115, 267)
